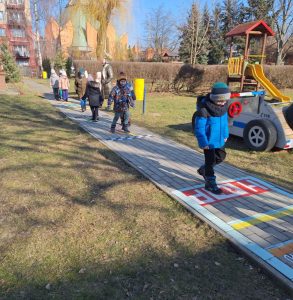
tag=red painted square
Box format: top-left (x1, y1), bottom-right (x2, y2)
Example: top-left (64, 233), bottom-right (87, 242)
top-left (180, 179), bottom-right (270, 206)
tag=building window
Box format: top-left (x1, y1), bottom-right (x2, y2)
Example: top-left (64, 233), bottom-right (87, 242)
top-left (16, 60), bottom-right (29, 66)
top-left (0, 11), bottom-right (4, 21)
top-left (0, 28), bottom-right (5, 36)
top-left (9, 0), bottom-right (22, 3)
top-left (12, 28), bottom-right (25, 37)
top-left (14, 45), bottom-right (29, 57)
top-left (10, 12), bottom-right (23, 22)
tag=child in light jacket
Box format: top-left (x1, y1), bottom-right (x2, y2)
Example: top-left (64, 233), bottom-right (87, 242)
top-left (49, 69), bottom-right (60, 100)
top-left (194, 82), bottom-right (230, 195)
top-left (59, 70), bottom-right (70, 101)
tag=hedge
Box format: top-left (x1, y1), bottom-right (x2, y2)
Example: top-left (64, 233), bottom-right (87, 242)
top-left (74, 60), bottom-right (293, 93)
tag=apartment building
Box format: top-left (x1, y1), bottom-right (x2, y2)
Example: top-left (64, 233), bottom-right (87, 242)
top-left (0, 0), bottom-right (36, 68)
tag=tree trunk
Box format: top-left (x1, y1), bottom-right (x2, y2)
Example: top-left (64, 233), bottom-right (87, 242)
top-left (276, 51), bottom-right (284, 65)
top-left (33, 0), bottom-right (43, 73)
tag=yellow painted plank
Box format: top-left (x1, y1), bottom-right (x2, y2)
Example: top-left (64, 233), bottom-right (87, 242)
top-left (231, 207), bottom-right (293, 230)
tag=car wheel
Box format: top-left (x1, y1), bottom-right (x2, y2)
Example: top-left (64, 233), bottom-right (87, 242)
top-left (243, 119), bottom-right (277, 151)
top-left (284, 103), bottom-right (293, 131)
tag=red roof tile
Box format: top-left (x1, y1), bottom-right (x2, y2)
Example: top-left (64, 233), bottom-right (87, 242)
top-left (226, 20), bottom-right (274, 37)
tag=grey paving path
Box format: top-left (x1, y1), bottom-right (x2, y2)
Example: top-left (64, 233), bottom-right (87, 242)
top-left (26, 79), bottom-right (293, 292)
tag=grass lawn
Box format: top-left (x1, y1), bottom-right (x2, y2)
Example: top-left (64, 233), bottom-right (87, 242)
top-left (0, 90), bottom-right (291, 299)
top-left (129, 91), bottom-right (293, 191)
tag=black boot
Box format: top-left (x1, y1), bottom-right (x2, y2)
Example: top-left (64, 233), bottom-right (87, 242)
top-left (205, 176), bottom-right (222, 195)
top-left (197, 165), bottom-right (206, 180)
top-left (123, 126), bottom-right (130, 133)
top-left (111, 126), bottom-right (115, 133)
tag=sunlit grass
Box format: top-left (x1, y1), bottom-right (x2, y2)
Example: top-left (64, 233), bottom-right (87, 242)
top-left (0, 93), bottom-right (290, 299)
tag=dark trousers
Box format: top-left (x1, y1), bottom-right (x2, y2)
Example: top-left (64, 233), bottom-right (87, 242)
top-left (53, 88), bottom-right (59, 100)
top-left (62, 89), bottom-right (68, 101)
top-left (90, 106), bottom-right (99, 121)
top-left (111, 111), bottom-right (130, 128)
top-left (204, 148), bottom-right (226, 177)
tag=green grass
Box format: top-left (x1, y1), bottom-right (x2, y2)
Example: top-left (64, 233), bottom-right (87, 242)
top-left (129, 92), bottom-right (293, 191)
top-left (0, 92), bottom-right (291, 299)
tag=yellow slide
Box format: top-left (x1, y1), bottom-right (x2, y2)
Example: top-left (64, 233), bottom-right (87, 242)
top-left (245, 64), bottom-right (290, 102)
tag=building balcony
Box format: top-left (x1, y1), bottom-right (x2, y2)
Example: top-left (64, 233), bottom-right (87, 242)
top-left (10, 36), bottom-right (28, 43)
top-left (7, 19), bottom-right (25, 27)
top-left (6, 3), bottom-right (25, 10)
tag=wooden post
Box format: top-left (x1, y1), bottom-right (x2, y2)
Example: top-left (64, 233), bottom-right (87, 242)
top-left (240, 33), bottom-right (250, 91)
top-left (227, 37), bottom-right (234, 86)
top-left (229, 37), bottom-right (234, 58)
top-left (261, 33), bottom-right (267, 65)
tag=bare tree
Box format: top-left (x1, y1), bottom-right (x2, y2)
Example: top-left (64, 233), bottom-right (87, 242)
top-left (30, 0), bottom-right (65, 60)
top-left (272, 0), bottom-right (293, 64)
top-left (144, 5), bottom-right (178, 61)
top-left (33, 0), bottom-right (43, 72)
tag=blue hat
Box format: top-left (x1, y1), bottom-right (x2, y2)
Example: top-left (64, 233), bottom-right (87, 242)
top-left (210, 82), bottom-right (231, 102)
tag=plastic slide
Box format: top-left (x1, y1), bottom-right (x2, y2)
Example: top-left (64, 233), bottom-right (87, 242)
top-left (245, 64), bottom-right (290, 102)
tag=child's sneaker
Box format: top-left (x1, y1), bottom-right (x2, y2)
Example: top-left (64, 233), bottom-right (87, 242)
top-left (123, 127), bottom-right (130, 133)
top-left (205, 176), bottom-right (223, 195)
top-left (110, 127), bottom-right (115, 133)
top-left (197, 165), bottom-right (206, 180)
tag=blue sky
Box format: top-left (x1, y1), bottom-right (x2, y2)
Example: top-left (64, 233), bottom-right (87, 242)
top-left (116, 0), bottom-right (209, 46)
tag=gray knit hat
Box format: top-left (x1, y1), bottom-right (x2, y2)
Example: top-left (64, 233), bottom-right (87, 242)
top-left (210, 82), bottom-right (231, 102)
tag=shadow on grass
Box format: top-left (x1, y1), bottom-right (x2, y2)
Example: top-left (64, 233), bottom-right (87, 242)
top-left (3, 243), bottom-right (285, 300)
top-left (0, 93), bottom-right (291, 299)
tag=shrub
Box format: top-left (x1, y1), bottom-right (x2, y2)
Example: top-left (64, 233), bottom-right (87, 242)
top-left (53, 51), bottom-right (66, 71)
top-left (0, 44), bottom-right (21, 83)
top-left (73, 60), bottom-right (293, 93)
top-left (42, 57), bottom-right (51, 78)
top-left (65, 57), bottom-right (73, 77)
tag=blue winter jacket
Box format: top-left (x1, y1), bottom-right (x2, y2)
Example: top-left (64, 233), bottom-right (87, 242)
top-left (194, 96), bottom-right (229, 149)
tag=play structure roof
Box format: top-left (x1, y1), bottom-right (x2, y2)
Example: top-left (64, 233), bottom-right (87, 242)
top-left (226, 20), bottom-right (274, 37)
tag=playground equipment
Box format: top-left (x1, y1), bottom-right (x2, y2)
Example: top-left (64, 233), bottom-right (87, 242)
top-left (226, 20), bottom-right (289, 102)
top-left (192, 20), bottom-right (293, 151)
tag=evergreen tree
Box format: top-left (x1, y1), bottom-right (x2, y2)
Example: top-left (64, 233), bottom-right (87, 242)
top-left (199, 3), bottom-right (210, 64)
top-left (65, 57), bottom-right (73, 77)
top-left (244, 0), bottom-right (274, 24)
top-left (42, 57), bottom-right (51, 78)
top-left (0, 44), bottom-right (21, 83)
top-left (53, 50), bottom-right (66, 71)
top-left (179, 1), bottom-right (210, 66)
top-left (220, 0), bottom-right (245, 34)
top-left (220, 0), bottom-right (246, 58)
top-left (208, 3), bottom-right (225, 64)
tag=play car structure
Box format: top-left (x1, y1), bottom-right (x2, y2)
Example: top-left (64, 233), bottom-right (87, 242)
top-left (192, 20), bottom-right (293, 151)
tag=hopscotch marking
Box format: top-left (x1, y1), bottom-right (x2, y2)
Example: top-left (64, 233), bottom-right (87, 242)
top-left (178, 177), bottom-right (271, 206)
top-left (228, 205), bottom-right (293, 230)
top-left (106, 134), bottom-right (153, 142)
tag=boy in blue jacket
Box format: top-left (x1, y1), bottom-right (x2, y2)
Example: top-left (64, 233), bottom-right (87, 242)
top-left (194, 82), bottom-right (230, 194)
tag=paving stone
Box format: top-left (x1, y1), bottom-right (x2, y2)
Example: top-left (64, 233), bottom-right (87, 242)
top-left (248, 234), bottom-right (271, 247)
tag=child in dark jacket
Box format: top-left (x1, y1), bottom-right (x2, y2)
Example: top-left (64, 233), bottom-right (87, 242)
top-left (194, 82), bottom-right (230, 194)
top-left (82, 75), bottom-right (104, 122)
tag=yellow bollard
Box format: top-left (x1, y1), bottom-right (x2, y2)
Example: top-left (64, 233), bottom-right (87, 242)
top-left (42, 71), bottom-right (47, 79)
top-left (134, 78), bottom-right (144, 101)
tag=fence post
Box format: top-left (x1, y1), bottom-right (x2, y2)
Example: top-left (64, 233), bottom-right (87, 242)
top-left (143, 87), bottom-right (146, 114)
